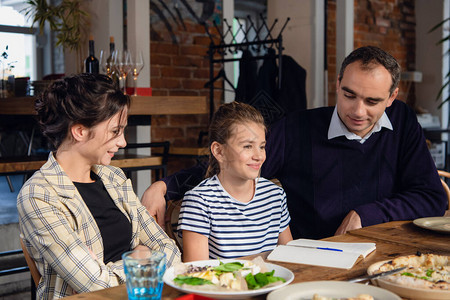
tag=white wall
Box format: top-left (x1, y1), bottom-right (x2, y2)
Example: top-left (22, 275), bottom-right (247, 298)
top-left (127, 0), bottom-right (151, 197)
top-left (64, 0), bottom-right (123, 75)
top-left (65, 0), bottom-right (152, 197)
top-left (267, 0), bottom-right (326, 108)
top-left (415, 0), bottom-right (449, 129)
top-left (335, 0), bottom-right (354, 72)
top-left (223, 0), bottom-right (234, 103)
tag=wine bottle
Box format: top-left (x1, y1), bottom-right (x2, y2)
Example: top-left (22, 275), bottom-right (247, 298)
top-left (108, 36), bottom-right (119, 87)
top-left (107, 36), bottom-right (115, 68)
top-left (85, 35), bottom-right (99, 74)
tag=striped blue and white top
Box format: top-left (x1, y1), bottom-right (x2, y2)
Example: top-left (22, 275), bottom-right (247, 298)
top-left (177, 175), bottom-right (291, 259)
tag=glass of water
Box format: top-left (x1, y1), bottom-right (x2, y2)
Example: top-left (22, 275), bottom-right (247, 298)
top-left (122, 248), bottom-right (166, 300)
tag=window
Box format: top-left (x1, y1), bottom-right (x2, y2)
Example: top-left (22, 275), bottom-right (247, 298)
top-left (0, 2), bottom-right (36, 80)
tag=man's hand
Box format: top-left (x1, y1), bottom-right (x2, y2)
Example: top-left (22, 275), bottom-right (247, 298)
top-left (141, 181), bottom-right (167, 228)
top-left (335, 210), bottom-right (362, 235)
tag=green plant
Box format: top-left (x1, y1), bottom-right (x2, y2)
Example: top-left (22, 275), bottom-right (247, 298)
top-left (429, 18), bottom-right (450, 107)
top-left (0, 45), bottom-right (17, 98)
top-left (24, 0), bottom-right (89, 72)
top-left (0, 45), bottom-right (17, 73)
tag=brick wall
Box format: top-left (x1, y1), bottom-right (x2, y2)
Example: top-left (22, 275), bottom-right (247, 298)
top-left (150, 24), bottom-right (210, 147)
top-left (327, 0), bottom-right (416, 106)
top-left (150, 2), bottom-right (222, 174)
top-left (150, 0), bottom-right (417, 174)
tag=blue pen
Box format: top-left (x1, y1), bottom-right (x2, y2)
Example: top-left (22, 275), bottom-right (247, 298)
top-left (290, 245), bottom-right (344, 252)
top-left (316, 247), bottom-right (343, 252)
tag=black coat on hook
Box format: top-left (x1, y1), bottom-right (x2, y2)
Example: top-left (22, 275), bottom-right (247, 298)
top-left (236, 52), bottom-right (307, 126)
top-left (235, 49), bottom-right (258, 104)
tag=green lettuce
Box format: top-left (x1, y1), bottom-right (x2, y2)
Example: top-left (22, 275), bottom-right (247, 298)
top-left (244, 270), bottom-right (285, 290)
top-left (213, 262), bottom-right (245, 275)
top-left (174, 276), bottom-right (213, 286)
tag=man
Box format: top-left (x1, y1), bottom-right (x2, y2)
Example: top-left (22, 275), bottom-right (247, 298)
top-left (143, 46), bottom-right (447, 239)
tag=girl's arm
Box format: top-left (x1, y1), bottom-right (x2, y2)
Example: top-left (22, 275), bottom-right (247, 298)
top-left (277, 226), bottom-right (293, 245)
top-left (182, 230), bottom-right (209, 262)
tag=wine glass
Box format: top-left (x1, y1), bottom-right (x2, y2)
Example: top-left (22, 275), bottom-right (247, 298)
top-left (99, 50), bottom-right (112, 76)
top-left (111, 50), bottom-right (121, 85)
top-left (113, 50), bottom-right (132, 94)
top-left (132, 51), bottom-right (144, 96)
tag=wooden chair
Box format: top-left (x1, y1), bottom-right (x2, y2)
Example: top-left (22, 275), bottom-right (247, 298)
top-left (270, 178), bottom-right (282, 187)
top-left (165, 199), bottom-right (183, 251)
top-left (20, 236), bottom-right (41, 287)
top-left (119, 141), bottom-right (170, 181)
top-left (437, 170), bottom-right (450, 216)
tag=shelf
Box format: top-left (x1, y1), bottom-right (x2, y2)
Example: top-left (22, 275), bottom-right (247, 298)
top-left (0, 96), bottom-right (208, 116)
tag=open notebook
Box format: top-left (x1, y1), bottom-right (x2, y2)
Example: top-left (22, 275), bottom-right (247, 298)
top-left (267, 239), bottom-right (376, 269)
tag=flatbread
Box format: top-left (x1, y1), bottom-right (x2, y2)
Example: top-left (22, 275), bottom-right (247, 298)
top-left (313, 295), bottom-right (373, 300)
top-left (375, 253), bottom-right (449, 290)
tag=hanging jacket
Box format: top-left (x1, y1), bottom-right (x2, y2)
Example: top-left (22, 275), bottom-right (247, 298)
top-left (235, 49), bottom-right (258, 103)
top-left (276, 55), bottom-right (307, 113)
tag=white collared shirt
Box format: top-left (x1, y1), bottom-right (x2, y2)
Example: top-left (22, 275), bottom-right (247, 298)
top-left (327, 107), bottom-right (393, 144)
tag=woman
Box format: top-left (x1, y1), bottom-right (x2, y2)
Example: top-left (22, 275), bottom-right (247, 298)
top-left (17, 73), bottom-right (181, 299)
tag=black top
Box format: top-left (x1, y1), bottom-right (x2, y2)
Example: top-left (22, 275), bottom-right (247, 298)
top-left (74, 172), bottom-right (132, 263)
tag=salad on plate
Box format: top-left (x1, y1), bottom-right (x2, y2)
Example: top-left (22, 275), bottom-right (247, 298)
top-left (172, 256), bottom-right (286, 291)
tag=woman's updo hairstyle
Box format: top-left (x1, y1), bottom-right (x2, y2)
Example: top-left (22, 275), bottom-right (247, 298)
top-left (35, 73), bottom-right (130, 150)
top-left (206, 101), bottom-right (265, 178)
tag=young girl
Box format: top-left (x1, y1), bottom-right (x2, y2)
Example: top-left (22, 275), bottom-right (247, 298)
top-left (178, 101), bottom-right (292, 261)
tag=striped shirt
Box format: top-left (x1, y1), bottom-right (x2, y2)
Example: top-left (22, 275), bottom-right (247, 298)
top-left (178, 175), bottom-right (290, 259)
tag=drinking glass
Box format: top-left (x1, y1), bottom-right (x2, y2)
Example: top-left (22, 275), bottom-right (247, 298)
top-left (122, 248), bottom-right (166, 300)
top-left (113, 50), bottom-right (132, 94)
top-left (132, 51), bottom-right (144, 96)
top-left (99, 50), bottom-right (112, 76)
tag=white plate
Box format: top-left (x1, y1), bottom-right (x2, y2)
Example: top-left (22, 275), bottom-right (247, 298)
top-left (267, 281), bottom-right (401, 300)
top-left (163, 259), bottom-right (294, 299)
top-left (367, 259), bottom-right (450, 300)
top-left (413, 216), bottom-right (450, 234)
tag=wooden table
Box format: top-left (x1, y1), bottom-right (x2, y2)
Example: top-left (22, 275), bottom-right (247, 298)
top-left (62, 220), bottom-right (450, 300)
top-left (348, 221), bottom-right (449, 252)
top-left (0, 96), bottom-right (207, 116)
top-left (152, 146), bottom-right (209, 157)
top-left (0, 154), bottom-right (164, 173)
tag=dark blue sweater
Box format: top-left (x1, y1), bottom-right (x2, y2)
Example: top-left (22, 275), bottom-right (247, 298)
top-left (262, 100), bottom-right (447, 238)
top-left (163, 100), bottom-right (447, 239)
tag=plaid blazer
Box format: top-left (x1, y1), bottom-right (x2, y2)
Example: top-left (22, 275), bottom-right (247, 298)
top-left (17, 153), bottom-right (181, 299)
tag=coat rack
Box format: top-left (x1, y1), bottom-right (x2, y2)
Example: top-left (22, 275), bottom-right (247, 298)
top-left (203, 15), bottom-right (290, 121)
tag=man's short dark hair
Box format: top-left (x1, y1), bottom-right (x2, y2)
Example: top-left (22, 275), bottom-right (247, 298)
top-left (338, 46), bottom-right (401, 96)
